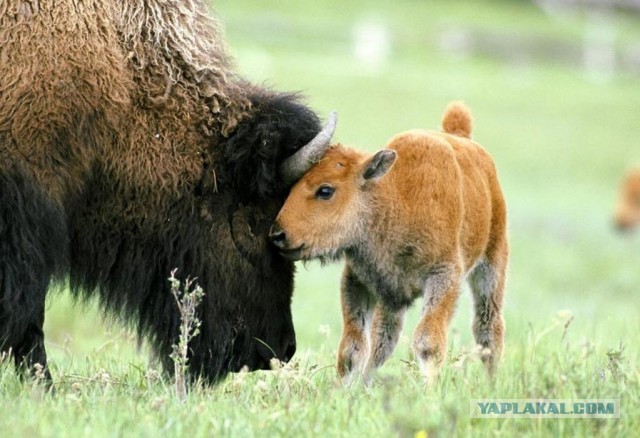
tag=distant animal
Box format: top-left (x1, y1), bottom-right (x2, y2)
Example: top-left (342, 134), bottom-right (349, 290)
top-left (0, 0), bottom-right (336, 384)
top-left (614, 167), bottom-right (640, 232)
top-left (270, 102), bottom-right (508, 384)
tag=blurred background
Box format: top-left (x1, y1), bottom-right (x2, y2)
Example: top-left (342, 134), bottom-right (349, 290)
top-left (44, 0), bottom-right (640, 372)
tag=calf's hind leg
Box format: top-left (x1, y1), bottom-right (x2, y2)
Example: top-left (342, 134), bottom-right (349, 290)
top-left (413, 263), bottom-right (462, 383)
top-left (468, 250), bottom-right (507, 376)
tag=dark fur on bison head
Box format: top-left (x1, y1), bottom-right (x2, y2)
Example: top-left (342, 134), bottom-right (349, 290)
top-left (222, 90), bottom-right (322, 200)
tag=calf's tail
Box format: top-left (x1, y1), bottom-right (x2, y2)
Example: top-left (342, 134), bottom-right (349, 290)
top-left (441, 101), bottom-right (473, 139)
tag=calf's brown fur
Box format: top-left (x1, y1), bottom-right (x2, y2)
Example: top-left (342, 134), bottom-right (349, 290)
top-left (614, 167), bottom-right (640, 232)
top-left (272, 102), bottom-right (508, 383)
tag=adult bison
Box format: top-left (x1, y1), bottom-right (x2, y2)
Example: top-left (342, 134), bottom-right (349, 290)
top-left (0, 0), bottom-right (335, 383)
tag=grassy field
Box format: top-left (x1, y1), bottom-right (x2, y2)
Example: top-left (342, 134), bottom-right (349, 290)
top-left (2, 0), bottom-right (640, 436)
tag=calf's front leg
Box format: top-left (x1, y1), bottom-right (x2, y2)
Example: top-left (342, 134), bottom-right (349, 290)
top-left (337, 267), bottom-right (375, 385)
top-left (362, 303), bottom-right (406, 385)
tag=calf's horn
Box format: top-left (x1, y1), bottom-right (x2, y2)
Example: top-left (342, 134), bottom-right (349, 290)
top-left (280, 111), bottom-right (337, 186)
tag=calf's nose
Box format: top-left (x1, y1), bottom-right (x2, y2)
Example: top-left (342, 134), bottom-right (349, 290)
top-left (269, 225), bottom-right (287, 249)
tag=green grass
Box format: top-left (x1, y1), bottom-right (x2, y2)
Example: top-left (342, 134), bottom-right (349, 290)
top-left (3, 0), bottom-right (640, 436)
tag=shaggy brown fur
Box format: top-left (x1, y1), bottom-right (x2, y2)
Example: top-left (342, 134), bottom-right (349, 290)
top-left (614, 167), bottom-right (640, 232)
top-left (1, 0), bottom-right (328, 383)
top-left (1, 0), bottom-right (249, 210)
top-left (272, 102), bottom-right (509, 384)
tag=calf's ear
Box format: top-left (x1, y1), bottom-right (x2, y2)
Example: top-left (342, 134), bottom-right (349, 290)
top-left (362, 150), bottom-right (397, 181)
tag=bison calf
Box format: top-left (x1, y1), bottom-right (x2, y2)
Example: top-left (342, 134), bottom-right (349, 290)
top-left (271, 102), bottom-right (508, 384)
top-left (614, 167), bottom-right (640, 232)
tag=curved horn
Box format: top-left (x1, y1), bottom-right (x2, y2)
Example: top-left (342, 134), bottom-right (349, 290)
top-left (280, 111), bottom-right (338, 186)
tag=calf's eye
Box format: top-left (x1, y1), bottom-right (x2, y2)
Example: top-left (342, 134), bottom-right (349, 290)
top-left (315, 185), bottom-right (335, 200)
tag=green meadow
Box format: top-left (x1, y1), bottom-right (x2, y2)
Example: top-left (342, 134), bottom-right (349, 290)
top-left (2, 0), bottom-right (639, 436)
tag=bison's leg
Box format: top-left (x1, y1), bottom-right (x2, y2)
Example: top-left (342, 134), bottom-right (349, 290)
top-left (412, 263), bottom-right (461, 384)
top-left (0, 248), bottom-right (53, 383)
top-left (0, 307), bottom-right (51, 383)
top-left (0, 170), bottom-right (68, 383)
top-left (362, 303), bottom-right (406, 386)
top-left (12, 307), bottom-right (51, 382)
top-left (468, 244), bottom-right (507, 376)
top-left (337, 266), bottom-right (375, 385)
